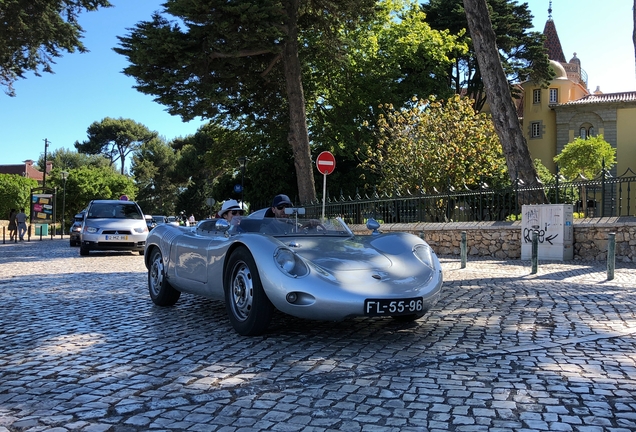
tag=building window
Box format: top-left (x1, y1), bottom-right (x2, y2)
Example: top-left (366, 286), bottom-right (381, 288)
top-left (530, 121), bottom-right (542, 138)
top-left (579, 123), bottom-right (595, 139)
top-left (533, 89), bottom-right (541, 104)
top-left (549, 88), bottom-right (558, 104)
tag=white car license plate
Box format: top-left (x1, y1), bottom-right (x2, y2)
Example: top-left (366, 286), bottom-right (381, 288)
top-left (105, 235), bottom-right (128, 241)
top-left (364, 297), bottom-right (424, 316)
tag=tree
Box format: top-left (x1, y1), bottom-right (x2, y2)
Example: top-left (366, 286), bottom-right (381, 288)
top-left (0, 0), bottom-right (111, 96)
top-left (358, 95), bottom-right (508, 194)
top-left (307, 0), bottom-right (466, 197)
top-left (74, 117), bottom-right (158, 175)
top-left (114, 0), bottom-right (376, 204)
top-left (38, 147), bottom-right (111, 172)
top-left (553, 135), bottom-right (617, 180)
top-left (131, 137), bottom-right (180, 216)
top-left (0, 174), bottom-right (38, 220)
top-left (423, 0), bottom-right (553, 111)
top-left (462, 0), bottom-right (547, 205)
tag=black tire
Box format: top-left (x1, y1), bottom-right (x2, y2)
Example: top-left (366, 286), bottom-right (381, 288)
top-left (224, 247), bottom-right (274, 336)
top-left (138, 250), bottom-right (144, 256)
top-left (148, 248), bottom-right (180, 306)
top-left (79, 244), bottom-right (89, 256)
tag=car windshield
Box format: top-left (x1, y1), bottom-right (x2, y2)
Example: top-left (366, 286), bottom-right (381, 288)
top-left (87, 203), bottom-right (143, 219)
top-left (228, 215), bottom-right (352, 237)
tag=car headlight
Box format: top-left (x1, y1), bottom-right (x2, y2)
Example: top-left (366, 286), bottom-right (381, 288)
top-left (85, 226), bottom-right (98, 234)
top-left (274, 248), bottom-right (308, 278)
top-left (413, 244), bottom-right (435, 269)
top-left (134, 227), bottom-right (147, 233)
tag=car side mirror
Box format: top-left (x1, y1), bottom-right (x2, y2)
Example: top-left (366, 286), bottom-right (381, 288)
top-left (366, 218), bottom-right (381, 235)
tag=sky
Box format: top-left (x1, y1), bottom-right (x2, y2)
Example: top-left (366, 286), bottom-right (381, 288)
top-left (1, 0), bottom-right (635, 167)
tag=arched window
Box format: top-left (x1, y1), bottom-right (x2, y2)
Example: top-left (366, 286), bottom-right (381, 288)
top-left (579, 123), bottom-right (595, 139)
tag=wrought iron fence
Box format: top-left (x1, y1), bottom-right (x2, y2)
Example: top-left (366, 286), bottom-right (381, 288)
top-left (299, 168), bottom-right (636, 224)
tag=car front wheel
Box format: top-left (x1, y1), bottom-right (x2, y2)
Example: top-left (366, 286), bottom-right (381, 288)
top-left (79, 244), bottom-right (89, 256)
top-left (148, 248), bottom-right (180, 306)
top-left (224, 247), bottom-right (274, 336)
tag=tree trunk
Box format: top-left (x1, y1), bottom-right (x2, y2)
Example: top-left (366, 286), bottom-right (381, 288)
top-left (463, 0), bottom-right (548, 205)
top-left (282, 0), bottom-right (317, 204)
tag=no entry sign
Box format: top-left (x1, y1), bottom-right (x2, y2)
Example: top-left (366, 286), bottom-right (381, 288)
top-left (316, 151), bottom-right (336, 175)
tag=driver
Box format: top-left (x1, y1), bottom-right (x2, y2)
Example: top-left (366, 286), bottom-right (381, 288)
top-left (264, 194), bottom-right (293, 218)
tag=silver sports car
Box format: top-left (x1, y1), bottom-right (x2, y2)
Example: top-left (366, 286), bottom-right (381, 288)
top-left (144, 208), bottom-right (443, 336)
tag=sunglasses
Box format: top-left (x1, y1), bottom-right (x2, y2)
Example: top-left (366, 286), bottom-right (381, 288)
top-left (276, 205), bottom-right (290, 210)
top-left (230, 210), bottom-right (244, 215)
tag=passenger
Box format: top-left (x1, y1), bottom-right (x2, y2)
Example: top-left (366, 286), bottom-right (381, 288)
top-left (218, 199), bottom-right (244, 222)
top-left (264, 194), bottom-right (293, 218)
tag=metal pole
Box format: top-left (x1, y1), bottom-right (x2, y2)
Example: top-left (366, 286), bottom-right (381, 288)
top-left (321, 173), bottom-right (327, 221)
top-left (607, 232), bottom-right (616, 281)
top-left (62, 177), bottom-right (66, 238)
top-left (531, 230), bottom-right (538, 274)
top-left (460, 231), bottom-right (467, 268)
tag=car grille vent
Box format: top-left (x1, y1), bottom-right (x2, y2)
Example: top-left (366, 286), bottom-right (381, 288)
top-left (103, 230), bottom-right (133, 235)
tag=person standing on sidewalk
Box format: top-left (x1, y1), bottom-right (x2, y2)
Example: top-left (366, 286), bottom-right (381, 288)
top-left (16, 208), bottom-right (28, 241)
top-left (8, 208), bottom-right (17, 242)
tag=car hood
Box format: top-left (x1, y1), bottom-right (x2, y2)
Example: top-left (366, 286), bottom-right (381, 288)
top-left (283, 237), bottom-right (394, 271)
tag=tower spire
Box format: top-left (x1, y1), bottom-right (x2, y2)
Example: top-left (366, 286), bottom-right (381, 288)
top-left (548, 1), bottom-right (553, 20)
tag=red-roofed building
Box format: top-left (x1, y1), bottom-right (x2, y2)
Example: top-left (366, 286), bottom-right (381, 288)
top-left (0, 160), bottom-right (52, 183)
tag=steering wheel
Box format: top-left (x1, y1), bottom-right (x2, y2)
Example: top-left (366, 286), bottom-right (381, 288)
top-left (301, 219), bottom-right (326, 232)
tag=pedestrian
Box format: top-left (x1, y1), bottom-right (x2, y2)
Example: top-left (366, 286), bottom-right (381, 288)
top-left (7, 208), bottom-right (17, 241)
top-left (188, 214), bottom-right (195, 225)
top-left (16, 208), bottom-right (28, 241)
top-left (264, 194), bottom-right (293, 218)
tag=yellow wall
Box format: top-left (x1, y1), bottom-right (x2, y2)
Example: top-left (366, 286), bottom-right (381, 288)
top-left (617, 107), bottom-right (636, 176)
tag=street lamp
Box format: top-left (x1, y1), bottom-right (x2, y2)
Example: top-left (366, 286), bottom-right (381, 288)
top-left (237, 157), bottom-right (248, 209)
top-left (61, 171), bottom-right (69, 239)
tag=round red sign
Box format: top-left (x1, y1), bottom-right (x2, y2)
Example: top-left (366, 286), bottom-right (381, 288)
top-left (316, 151), bottom-right (336, 175)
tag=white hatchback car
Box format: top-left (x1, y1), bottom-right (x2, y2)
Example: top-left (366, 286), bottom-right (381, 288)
top-left (79, 199), bottom-right (149, 256)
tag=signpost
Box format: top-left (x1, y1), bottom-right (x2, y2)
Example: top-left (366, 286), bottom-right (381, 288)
top-left (316, 151), bottom-right (336, 220)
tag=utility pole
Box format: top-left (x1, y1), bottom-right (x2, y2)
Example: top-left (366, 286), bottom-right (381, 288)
top-left (42, 138), bottom-right (49, 188)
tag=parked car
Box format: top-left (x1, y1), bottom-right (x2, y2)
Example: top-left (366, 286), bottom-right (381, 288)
top-left (152, 215), bottom-right (168, 225)
top-left (69, 213), bottom-right (84, 247)
top-left (145, 215), bottom-right (156, 231)
top-left (79, 199), bottom-right (148, 256)
top-left (144, 208), bottom-right (443, 336)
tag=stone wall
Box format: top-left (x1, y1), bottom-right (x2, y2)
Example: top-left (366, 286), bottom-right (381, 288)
top-left (351, 217), bottom-right (636, 262)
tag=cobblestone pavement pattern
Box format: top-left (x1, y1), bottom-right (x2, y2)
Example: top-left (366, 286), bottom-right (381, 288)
top-left (1, 239), bottom-right (635, 432)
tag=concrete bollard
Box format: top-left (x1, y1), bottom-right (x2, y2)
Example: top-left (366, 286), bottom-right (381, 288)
top-left (531, 230), bottom-right (538, 274)
top-left (607, 232), bottom-right (616, 281)
top-left (460, 231), bottom-right (467, 268)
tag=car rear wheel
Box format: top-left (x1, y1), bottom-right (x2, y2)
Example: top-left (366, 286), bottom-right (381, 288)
top-left (148, 248), bottom-right (180, 306)
top-left (224, 247), bottom-right (274, 336)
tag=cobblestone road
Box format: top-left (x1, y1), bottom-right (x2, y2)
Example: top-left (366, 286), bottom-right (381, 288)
top-left (1, 238), bottom-right (635, 432)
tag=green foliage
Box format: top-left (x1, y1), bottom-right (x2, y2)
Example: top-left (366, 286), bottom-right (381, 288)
top-left (307, 0), bottom-right (466, 197)
top-left (422, 0), bottom-right (553, 110)
top-left (74, 117), bottom-right (158, 175)
top-left (553, 135), bottom-right (617, 180)
top-left (359, 94), bottom-right (508, 193)
top-left (37, 147), bottom-right (111, 172)
top-left (0, 0), bottom-right (111, 96)
top-left (131, 138), bottom-right (180, 216)
top-left (0, 174), bottom-right (38, 219)
top-left (54, 167), bottom-right (136, 219)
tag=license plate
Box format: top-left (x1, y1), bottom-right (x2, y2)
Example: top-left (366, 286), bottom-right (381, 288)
top-left (105, 235), bottom-right (128, 240)
top-left (364, 297), bottom-right (424, 316)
